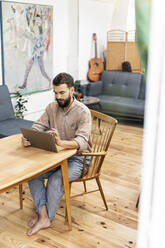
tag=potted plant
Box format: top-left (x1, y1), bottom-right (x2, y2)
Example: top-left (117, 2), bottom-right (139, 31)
top-left (14, 91), bottom-right (28, 119)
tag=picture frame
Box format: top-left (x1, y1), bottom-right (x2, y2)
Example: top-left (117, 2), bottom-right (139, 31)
top-left (0, 0), bottom-right (53, 94)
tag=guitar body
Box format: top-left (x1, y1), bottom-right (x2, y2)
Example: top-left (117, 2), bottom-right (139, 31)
top-left (88, 58), bottom-right (103, 82)
top-left (88, 33), bottom-right (103, 82)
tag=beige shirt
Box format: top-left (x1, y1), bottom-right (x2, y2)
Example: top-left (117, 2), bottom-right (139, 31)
top-left (32, 98), bottom-right (92, 153)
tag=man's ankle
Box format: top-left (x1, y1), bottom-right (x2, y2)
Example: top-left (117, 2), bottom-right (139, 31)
top-left (39, 205), bottom-right (49, 220)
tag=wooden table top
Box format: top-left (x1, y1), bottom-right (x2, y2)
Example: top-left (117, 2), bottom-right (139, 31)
top-left (0, 134), bottom-right (76, 192)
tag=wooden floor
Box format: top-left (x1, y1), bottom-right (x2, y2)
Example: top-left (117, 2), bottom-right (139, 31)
top-left (0, 122), bottom-right (143, 248)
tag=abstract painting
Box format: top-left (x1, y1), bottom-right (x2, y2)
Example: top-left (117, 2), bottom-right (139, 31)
top-left (1, 1), bottom-right (53, 94)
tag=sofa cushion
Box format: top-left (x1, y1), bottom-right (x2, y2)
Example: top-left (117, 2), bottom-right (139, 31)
top-left (102, 71), bottom-right (142, 99)
top-left (0, 85), bottom-right (15, 121)
top-left (0, 118), bottom-right (33, 136)
top-left (99, 95), bottom-right (144, 117)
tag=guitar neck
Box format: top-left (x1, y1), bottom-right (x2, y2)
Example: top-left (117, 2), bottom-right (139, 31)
top-left (94, 40), bottom-right (98, 64)
top-left (95, 40), bottom-right (97, 58)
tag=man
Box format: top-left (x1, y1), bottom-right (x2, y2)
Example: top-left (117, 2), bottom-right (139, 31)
top-left (22, 72), bottom-right (92, 236)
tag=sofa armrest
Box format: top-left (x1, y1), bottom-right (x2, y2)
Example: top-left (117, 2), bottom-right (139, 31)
top-left (0, 85), bottom-right (15, 121)
top-left (80, 81), bottom-right (103, 97)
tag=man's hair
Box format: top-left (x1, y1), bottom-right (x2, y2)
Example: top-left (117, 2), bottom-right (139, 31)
top-left (52, 73), bottom-right (74, 88)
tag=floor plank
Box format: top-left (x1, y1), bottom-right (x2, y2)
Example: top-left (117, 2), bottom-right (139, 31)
top-left (0, 122), bottom-right (143, 248)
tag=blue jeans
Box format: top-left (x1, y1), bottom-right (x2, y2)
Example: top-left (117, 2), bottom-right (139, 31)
top-left (28, 155), bottom-right (90, 221)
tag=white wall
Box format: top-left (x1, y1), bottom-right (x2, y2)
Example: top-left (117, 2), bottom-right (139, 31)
top-left (53, 0), bottom-right (69, 74)
top-left (111, 0), bottom-right (135, 31)
top-left (67, 0), bottom-right (79, 79)
top-left (78, 0), bottom-right (113, 80)
top-left (127, 0), bottom-right (135, 31)
top-left (111, 0), bottom-right (129, 30)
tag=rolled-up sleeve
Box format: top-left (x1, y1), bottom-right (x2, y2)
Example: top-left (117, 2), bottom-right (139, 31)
top-left (73, 109), bottom-right (92, 152)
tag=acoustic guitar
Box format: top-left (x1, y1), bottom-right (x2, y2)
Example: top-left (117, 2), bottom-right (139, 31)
top-left (88, 33), bottom-right (103, 82)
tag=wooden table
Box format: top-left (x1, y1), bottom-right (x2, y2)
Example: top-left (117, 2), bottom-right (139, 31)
top-left (0, 134), bottom-right (76, 230)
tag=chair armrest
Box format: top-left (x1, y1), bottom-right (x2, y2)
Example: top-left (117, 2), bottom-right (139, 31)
top-left (81, 151), bottom-right (107, 156)
top-left (81, 151), bottom-right (107, 178)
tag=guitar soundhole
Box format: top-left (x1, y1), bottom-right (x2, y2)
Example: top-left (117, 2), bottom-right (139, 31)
top-left (95, 63), bottom-right (99, 67)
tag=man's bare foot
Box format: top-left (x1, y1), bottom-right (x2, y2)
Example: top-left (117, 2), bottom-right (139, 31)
top-left (28, 215), bottom-right (38, 228)
top-left (27, 218), bottom-right (51, 236)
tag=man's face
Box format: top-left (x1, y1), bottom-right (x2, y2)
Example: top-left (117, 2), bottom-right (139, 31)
top-left (53, 83), bottom-right (74, 108)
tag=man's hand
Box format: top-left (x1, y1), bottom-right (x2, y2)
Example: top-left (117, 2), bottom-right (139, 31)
top-left (22, 136), bottom-right (31, 147)
top-left (49, 128), bottom-right (79, 149)
top-left (49, 128), bottom-right (62, 146)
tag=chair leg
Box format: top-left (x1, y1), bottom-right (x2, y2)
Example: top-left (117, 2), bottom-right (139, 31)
top-left (19, 184), bottom-right (23, 209)
top-left (83, 181), bottom-right (87, 192)
top-left (96, 177), bottom-right (108, 210)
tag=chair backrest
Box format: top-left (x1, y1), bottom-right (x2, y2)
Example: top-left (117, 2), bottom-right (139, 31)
top-left (0, 85), bottom-right (15, 121)
top-left (86, 110), bottom-right (117, 178)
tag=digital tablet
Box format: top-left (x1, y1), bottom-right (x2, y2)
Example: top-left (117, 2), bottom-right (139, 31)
top-left (20, 128), bottom-right (58, 152)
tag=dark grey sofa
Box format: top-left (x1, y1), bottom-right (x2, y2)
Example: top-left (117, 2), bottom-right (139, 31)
top-left (81, 70), bottom-right (145, 120)
top-left (0, 85), bottom-right (33, 137)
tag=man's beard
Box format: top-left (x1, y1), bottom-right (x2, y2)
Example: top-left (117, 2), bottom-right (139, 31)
top-left (56, 95), bottom-right (71, 108)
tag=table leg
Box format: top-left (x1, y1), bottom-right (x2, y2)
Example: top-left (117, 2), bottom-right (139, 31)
top-left (61, 159), bottom-right (72, 230)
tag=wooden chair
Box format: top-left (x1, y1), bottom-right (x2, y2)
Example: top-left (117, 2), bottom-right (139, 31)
top-left (68, 110), bottom-right (118, 211)
top-left (19, 110), bottom-right (117, 212)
